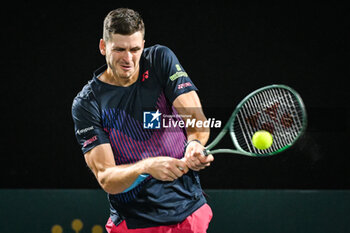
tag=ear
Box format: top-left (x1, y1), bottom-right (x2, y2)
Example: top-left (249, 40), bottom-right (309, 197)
top-left (99, 39), bottom-right (106, 56)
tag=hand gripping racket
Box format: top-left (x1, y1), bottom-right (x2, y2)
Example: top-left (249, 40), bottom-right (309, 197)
top-left (123, 84), bottom-right (307, 193)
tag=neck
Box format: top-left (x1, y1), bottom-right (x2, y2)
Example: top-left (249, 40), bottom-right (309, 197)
top-left (101, 65), bottom-right (139, 87)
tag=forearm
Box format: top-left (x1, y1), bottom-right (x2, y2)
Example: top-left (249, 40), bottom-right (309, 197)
top-left (172, 91), bottom-right (210, 146)
top-left (98, 156), bottom-right (189, 194)
top-left (97, 161), bottom-right (146, 194)
top-left (186, 125), bottom-right (210, 146)
top-left (176, 103), bottom-right (210, 145)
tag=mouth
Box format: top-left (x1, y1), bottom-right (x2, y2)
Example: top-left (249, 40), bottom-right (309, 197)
top-left (120, 64), bottom-right (132, 72)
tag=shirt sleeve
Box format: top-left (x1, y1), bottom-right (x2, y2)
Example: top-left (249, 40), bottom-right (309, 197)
top-left (154, 45), bottom-right (198, 103)
top-left (71, 95), bottom-right (110, 154)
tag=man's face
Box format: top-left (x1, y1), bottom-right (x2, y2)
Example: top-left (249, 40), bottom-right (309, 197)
top-left (100, 31), bottom-right (144, 80)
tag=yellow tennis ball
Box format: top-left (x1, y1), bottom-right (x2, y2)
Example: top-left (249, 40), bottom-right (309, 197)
top-left (252, 130), bottom-right (273, 150)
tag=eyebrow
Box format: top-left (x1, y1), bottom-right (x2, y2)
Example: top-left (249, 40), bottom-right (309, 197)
top-left (113, 46), bottom-right (141, 51)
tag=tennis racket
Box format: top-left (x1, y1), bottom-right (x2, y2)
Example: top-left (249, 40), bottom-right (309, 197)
top-left (203, 84), bottom-right (307, 156)
top-left (123, 84), bottom-right (307, 193)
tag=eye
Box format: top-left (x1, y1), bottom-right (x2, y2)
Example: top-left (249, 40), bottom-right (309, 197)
top-left (113, 48), bottom-right (125, 52)
top-left (130, 47), bottom-right (141, 53)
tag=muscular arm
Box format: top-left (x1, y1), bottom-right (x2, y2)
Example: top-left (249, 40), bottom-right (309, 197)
top-left (173, 91), bottom-right (214, 171)
top-left (173, 91), bottom-right (210, 145)
top-left (84, 143), bottom-right (189, 194)
top-left (84, 143), bottom-right (144, 194)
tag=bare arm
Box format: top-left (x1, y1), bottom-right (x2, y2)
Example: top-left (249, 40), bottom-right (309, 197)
top-left (173, 91), bottom-right (210, 145)
top-left (84, 143), bottom-right (189, 194)
top-left (173, 91), bottom-right (214, 171)
top-left (84, 143), bottom-right (144, 194)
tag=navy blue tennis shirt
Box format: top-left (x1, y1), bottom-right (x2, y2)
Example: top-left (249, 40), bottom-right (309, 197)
top-left (72, 45), bottom-right (207, 229)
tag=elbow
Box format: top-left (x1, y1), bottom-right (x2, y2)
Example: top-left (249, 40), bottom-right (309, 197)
top-left (98, 174), bottom-right (124, 195)
top-left (98, 174), bottom-right (117, 194)
top-left (98, 176), bottom-right (109, 192)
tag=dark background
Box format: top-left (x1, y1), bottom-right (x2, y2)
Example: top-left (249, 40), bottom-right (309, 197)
top-left (2, 1), bottom-right (349, 189)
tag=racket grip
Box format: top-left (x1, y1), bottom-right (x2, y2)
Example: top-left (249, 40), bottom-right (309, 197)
top-left (202, 149), bottom-right (209, 156)
top-left (122, 174), bottom-right (149, 193)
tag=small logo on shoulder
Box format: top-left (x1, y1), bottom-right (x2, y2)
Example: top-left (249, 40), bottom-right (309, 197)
top-left (175, 64), bottom-right (182, 71)
top-left (143, 110), bottom-right (161, 129)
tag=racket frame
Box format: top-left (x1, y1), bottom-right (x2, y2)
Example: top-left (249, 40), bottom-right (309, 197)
top-left (204, 84), bottom-right (307, 157)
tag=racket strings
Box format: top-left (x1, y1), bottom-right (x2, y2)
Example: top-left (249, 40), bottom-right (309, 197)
top-left (233, 88), bottom-right (305, 154)
top-left (274, 88), bottom-right (303, 142)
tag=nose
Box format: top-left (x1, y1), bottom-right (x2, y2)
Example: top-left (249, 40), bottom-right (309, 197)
top-left (122, 51), bottom-right (132, 63)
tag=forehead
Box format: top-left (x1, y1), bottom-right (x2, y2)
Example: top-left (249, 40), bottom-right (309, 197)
top-left (107, 31), bottom-right (144, 48)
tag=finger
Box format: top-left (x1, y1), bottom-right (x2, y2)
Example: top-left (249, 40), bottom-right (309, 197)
top-left (171, 165), bottom-right (185, 178)
top-left (165, 170), bottom-right (178, 181)
top-left (190, 158), bottom-right (206, 170)
top-left (177, 159), bottom-right (189, 173)
top-left (205, 154), bottom-right (214, 162)
top-left (190, 158), bottom-right (204, 170)
top-left (192, 155), bottom-right (211, 170)
top-left (192, 150), bottom-right (208, 162)
top-left (187, 159), bottom-right (199, 171)
top-left (198, 154), bottom-right (214, 164)
top-left (195, 164), bottom-right (207, 170)
top-left (200, 162), bottom-right (211, 167)
top-left (192, 157), bottom-right (204, 167)
top-left (177, 164), bottom-right (189, 174)
top-left (181, 165), bottom-right (189, 173)
top-left (183, 157), bottom-right (200, 171)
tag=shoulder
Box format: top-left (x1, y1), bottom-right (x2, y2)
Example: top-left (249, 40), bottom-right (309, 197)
top-left (144, 44), bottom-right (173, 55)
top-left (72, 80), bottom-right (99, 115)
top-left (143, 45), bottom-right (177, 63)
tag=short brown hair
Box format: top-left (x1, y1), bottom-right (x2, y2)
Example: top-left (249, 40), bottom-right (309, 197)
top-left (103, 8), bottom-right (145, 41)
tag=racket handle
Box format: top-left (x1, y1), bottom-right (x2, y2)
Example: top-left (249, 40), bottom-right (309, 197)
top-left (122, 174), bottom-right (149, 193)
top-left (202, 149), bottom-right (209, 156)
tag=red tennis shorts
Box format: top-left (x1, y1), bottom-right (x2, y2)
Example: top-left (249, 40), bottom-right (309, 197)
top-left (105, 204), bottom-right (213, 233)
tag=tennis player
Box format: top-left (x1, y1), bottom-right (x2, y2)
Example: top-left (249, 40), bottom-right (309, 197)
top-left (72, 8), bottom-right (214, 233)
